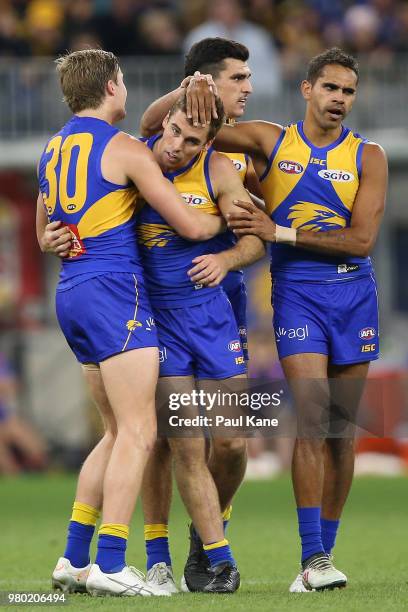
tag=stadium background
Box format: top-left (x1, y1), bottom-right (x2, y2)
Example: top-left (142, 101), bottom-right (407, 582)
top-left (0, 1), bottom-right (407, 609)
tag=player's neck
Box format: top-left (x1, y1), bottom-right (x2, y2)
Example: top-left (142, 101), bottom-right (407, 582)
top-left (302, 116), bottom-right (343, 148)
top-left (75, 108), bottom-right (115, 125)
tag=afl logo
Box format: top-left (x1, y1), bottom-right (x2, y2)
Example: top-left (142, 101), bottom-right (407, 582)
top-left (181, 193), bottom-right (208, 206)
top-left (278, 160), bottom-right (304, 174)
top-left (228, 340), bottom-right (241, 352)
top-left (318, 169), bottom-right (355, 183)
top-left (359, 327), bottom-right (376, 340)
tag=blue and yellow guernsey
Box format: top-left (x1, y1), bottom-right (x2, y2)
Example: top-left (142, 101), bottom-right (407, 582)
top-left (210, 151), bottom-right (248, 293)
top-left (137, 134), bottom-right (221, 308)
top-left (261, 120), bottom-right (372, 282)
top-left (38, 116), bottom-right (142, 290)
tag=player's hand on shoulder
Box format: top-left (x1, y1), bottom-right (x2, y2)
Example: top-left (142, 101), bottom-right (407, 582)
top-left (41, 221), bottom-right (72, 257)
top-left (227, 200), bottom-right (277, 242)
top-left (186, 71), bottom-right (219, 127)
top-left (188, 253), bottom-right (229, 287)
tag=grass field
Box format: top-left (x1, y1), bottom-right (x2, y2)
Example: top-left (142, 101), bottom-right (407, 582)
top-left (1, 474), bottom-right (407, 611)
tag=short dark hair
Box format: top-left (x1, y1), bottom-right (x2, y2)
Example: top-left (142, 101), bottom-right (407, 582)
top-left (306, 48), bottom-right (359, 85)
top-left (185, 37), bottom-right (249, 79)
top-left (168, 94), bottom-right (225, 141)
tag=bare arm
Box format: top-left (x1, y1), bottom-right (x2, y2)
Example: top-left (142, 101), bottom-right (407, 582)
top-left (214, 121), bottom-right (282, 160)
top-left (227, 144), bottom-right (388, 258)
top-left (188, 154), bottom-right (265, 287)
top-left (117, 135), bottom-right (224, 241)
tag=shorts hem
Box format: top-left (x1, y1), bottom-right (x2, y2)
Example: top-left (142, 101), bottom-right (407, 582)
top-left (195, 369), bottom-right (247, 380)
top-left (80, 343), bottom-right (158, 364)
top-left (330, 354), bottom-right (379, 365)
top-left (277, 349), bottom-right (328, 360)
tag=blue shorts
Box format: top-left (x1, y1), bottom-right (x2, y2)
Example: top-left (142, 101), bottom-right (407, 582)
top-left (56, 272), bottom-right (158, 364)
top-left (153, 292), bottom-right (246, 379)
top-left (223, 282), bottom-right (249, 361)
top-left (272, 274), bottom-right (379, 365)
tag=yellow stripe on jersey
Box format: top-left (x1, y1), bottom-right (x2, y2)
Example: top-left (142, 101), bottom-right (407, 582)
top-left (326, 131), bottom-right (362, 212)
top-left (77, 187), bottom-right (138, 238)
top-left (137, 222), bottom-right (176, 248)
top-left (261, 124), bottom-right (311, 215)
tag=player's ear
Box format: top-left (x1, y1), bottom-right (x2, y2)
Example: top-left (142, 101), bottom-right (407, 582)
top-left (162, 112), bottom-right (170, 130)
top-left (106, 79), bottom-right (116, 97)
top-left (301, 79), bottom-right (312, 101)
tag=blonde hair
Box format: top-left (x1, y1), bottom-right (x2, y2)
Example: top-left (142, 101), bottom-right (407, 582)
top-left (55, 49), bottom-right (120, 113)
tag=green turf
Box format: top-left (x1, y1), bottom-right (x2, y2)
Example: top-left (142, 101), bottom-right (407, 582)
top-left (1, 474), bottom-right (407, 611)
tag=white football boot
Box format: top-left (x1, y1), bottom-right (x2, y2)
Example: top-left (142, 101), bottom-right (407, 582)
top-left (146, 562), bottom-right (179, 595)
top-left (289, 571), bottom-right (314, 593)
top-left (86, 563), bottom-right (170, 597)
top-left (301, 553), bottom-right (347, 591)
top-left (52, 557), bottom-right (90, 593)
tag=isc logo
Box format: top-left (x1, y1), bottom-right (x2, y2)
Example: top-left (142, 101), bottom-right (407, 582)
top-left (278, 160), bottom-right (304, 174)
top-left (361, 344), bottom-right (376, 353)
top-left (228, 340), bottom-right (241, 352)
top-left (235, 356), bottom-right (245, 365)
top-left (181, 193), bottom-right (208, 206)
top-left (318, 169), bottom-right (355, 182)
top-left (359, 327), bottom-right (376, 340)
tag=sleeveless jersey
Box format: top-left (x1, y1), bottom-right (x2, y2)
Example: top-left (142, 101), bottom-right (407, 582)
top-left (136, 134), bottom-right (221, 308)
top-left (38, 116), bottom-right (142, 290)
top-left (210, 151), bottom-right (248, 292)
top-left (260, 120), bottom-right (372, 281)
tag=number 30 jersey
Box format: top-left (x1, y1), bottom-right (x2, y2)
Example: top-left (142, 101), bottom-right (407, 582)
top-left (38, 116), bottom-right (142, 290)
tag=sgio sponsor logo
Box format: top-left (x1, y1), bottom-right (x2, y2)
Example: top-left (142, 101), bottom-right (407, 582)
top-left (318, 169), bottom-right (355, 183)
top-left (228, 340), bottom-right (241, 352)
top-left (359, 327), bottom-right (376, 340)
top-left (181, 193), bottom-right (208, 206)
top-left (278, 160), bottom-right (304, 174)
top-left (275, 324), bottom-right (309, 343)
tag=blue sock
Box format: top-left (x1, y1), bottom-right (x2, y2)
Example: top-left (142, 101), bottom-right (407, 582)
top-left (203, 540), bottom-right (235, 568)
top-left (145, 538), bottom-right (171, 570)
top-left (95, 534), bottom-right (127, 573)
top-left (64, 521), bottom-right (95, 568)
top-left (321, 518), bottom-right (340, 555)
top-left (297, 507), bottom-right (324, 563)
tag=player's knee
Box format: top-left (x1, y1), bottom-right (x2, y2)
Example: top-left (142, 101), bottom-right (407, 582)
top-left (118, 420), bottom-right (157, 454)
top-left (212, 437), bottom-right (247, 463)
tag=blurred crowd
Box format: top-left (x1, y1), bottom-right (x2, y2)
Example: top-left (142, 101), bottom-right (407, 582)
top-left (0, 0), bottom-right (408, 76)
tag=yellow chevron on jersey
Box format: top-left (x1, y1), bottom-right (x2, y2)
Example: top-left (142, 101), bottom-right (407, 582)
top-left (219, 152), bottom-right (248, 183)
top-left (78, 187), bottom-right (138, 238)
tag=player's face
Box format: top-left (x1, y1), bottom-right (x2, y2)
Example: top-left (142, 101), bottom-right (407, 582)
top-left (113, 69), bottom-right (127, 121)
top-left (159, 110), bottom-right (210, 169)
top-left (214, 58), bottom-right (252, 119)
top-left (302, 64), bottom-right (357, 130)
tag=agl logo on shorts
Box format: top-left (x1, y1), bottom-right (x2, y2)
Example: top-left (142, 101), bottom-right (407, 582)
top-left (275, 324), bottom-right (309, 343)
top-left (278, 160), bottom-right (304, 174)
